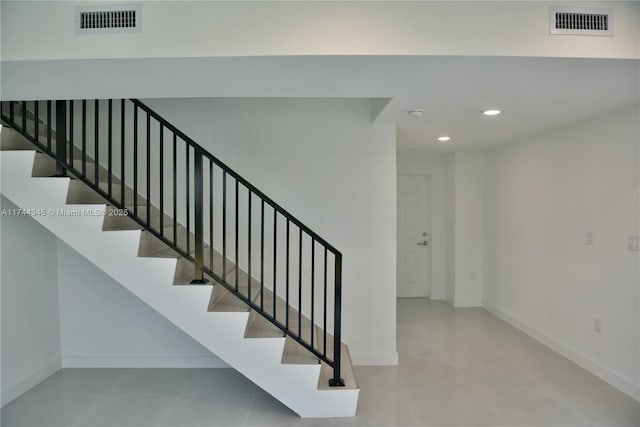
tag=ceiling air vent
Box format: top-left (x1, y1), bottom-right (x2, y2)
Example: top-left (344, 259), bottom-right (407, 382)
top-left (550, 7), bottom-right (613, 36)
top-left (75, 4), bottom-right (141, 35)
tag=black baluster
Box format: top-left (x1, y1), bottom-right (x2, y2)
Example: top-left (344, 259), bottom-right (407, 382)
top-left (311, 238), bottom-right (315, 349)
top-left (191, 148), bottom-right (206, 284)
top-left (298, 228), bottom-right (302, 337)
top-left (121, 100), bottom-right (125, 206)
top-left (273, 210), bottom-right (277, 319)
top-left (186, 143), bottom-right (190, 252)
top-left (247, 190), bottom-right (252, 301)
top-left (133, 105), bottom-right (138, 216)
top-left (323, 247), bottom-right (328, 358)
top-left (222, 171), bottom-right (227, 279)
top-left (108, 99), bottom-right (112, 196)
top-left (260, 199), bottom-right (265, 310)
top-left (146, 112), bottom-right (150, 225)
top-left (159, 123), bottom-right (163, 232)
top-left (209, 162), bottom-right (214, 271)
top-left (329, 252), bottom-right (345, 387)
top-left (21, 101), bottom-right (26, 132)
top-left (286, 219), bottom-right (290, 329)
top-left (82, 100), bottom-right (86, 176)
top-left (235, 180), bottom-right (239, 291)
top-left (46, 101), bottom-right (51, 151)
top-left (54, 100), bottom-right (67, 177)
top-left (172, 134), bottom-right (177, 245)
top-left (94, 100), bottom-right (99, 184)
top-left (34, 101), bottom-right (39, 143)
top-left (69, 101), bottom-right (74, 167)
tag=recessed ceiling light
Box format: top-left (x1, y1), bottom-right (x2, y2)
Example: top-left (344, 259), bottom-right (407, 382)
top-left (483, 109), bottom-right (501, 116)
top-left (408, 109), bottom-right (424, 118)
top-left (437, 136), bottom-right (451, 143)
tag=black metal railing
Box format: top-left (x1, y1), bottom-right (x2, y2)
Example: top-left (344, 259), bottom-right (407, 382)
top-left (0, 99), bottom-right (345, 387)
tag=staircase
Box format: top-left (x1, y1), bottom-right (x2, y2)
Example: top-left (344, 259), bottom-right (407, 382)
top-left (0, 100), bottom-right (358, 418)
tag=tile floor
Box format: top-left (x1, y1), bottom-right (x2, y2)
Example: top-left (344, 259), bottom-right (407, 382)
top-left (2, 299), bottom-right (639, 426)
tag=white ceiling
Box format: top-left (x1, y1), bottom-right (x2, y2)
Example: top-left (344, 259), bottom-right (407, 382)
top-left (2, 56), bottom-right (638, 153)
top-left (379, 57), bottom-right (640, 153)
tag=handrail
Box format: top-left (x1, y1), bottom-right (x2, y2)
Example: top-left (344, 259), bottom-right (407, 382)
top-left (129, 99), bottom-right (341, 255)
top-left (0, 99), bottom-right (345, 387)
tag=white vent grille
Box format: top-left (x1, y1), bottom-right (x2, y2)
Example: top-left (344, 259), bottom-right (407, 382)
top-left (75, 4), bottom-right (141, 34)
top-left (550, 7), bottom-right (613, 36)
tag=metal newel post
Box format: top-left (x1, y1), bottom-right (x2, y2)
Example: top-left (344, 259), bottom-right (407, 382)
top-left (329, 252), bottom-right (345, 387)
top-left (54, 100), bottom-right (67, 176)
top-left (191, 148), bottom-right (207, 284)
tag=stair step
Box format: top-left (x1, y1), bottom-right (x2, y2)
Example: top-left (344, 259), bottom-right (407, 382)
top-left (124, 205), bottom-right (171, 231)
top-left (209, 270), bottom-right (261, 312)
top-left (2, 116), bottom-right (63, 157)
top-left (172, 257), bottom-right (199, 285)
top-left (172, 251), bottom-right (233, 286)
top-left (282, 336), bottom-right (320, 365)
top-left (259, 287), bottom-right (315, 344)
top-left (66, 179), bottom-right (108, 204)
top-left (208, 287), bottom-right (252, 312)
top-left (137, 224), bottom-right (193, 257)
top-left (31, 152), bottom-right (58, 177)
top-left (244, 309), bottom-right (284, 339)
top-left (318, 343), bottom-right (358, 391)
top-left (138, 231), bottom-right (180, 258)
top-left (1, 113), bottom-right (50, 135)
top-left (0, 127), bottom-right (39, 151)
top-left (102, 208), bottom-right (142, 231)
top-left (207, 284), bottom-right (231, 310)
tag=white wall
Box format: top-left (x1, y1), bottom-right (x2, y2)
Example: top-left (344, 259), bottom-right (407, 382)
top-left (445, 153), bottom-right (456, 305)
top-left (2, 1), bottom-right (638, 60)
top-left (440, 151), bottom-right (484, 307)
top-left (397, 154), bottom-right (447, 299)
top-left (453, 152), bottom-right (484, 307)
top-left (140, 98), bottom-right (398, 365)
top-left (1, 196), bottom-right (61, 406)
top-left (483, 105), bottom-right (640, 399)
top-left (56, 241), bottom-right (227, 368)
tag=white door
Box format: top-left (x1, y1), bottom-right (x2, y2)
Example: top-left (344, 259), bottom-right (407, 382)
top-left (397, 174), bottom-right (430, 298)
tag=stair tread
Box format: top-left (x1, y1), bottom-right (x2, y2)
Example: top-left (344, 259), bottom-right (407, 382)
top-left (318, 343), bottom-right (359, 391)
top-left (244, 309), bottom-right (284, 339)
top-left (282, 336), bottom-right (320, 365)
top-left (209, 270), bottom-right (260, 312)
top-left (102, 209), bottom-right (143, 231)
top-left (1, 127), bottom-right (40, 151)
top-left (172, 252), bottom-right (233, 286)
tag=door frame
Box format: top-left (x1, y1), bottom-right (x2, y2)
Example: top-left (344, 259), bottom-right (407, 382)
top-left (396, 173), bottom-right (432, 298)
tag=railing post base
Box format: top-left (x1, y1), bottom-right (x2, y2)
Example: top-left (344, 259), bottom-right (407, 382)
top-left (328, 378), bottom-right (345, 387)
top-left (190, 278), bottom-right (209, 285)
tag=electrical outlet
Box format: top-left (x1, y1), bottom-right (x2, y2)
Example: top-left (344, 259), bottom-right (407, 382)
top-left (594, 318), bottom-right (601, 333)
top-left (585, 232), bottom-right (593, 245)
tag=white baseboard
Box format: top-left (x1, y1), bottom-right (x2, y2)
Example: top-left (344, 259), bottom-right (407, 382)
top-left (62, 355), bottom-right (229, 368)
top-left (484, 303), bottom-right (640, 402)
top-left (1, 358), bottom-right (62, 407)
top-left (351, 351), bottom-right (398, 366)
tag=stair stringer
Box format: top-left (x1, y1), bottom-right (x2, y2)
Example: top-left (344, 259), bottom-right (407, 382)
top-left (0, 150), bottom-right (359, 418)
